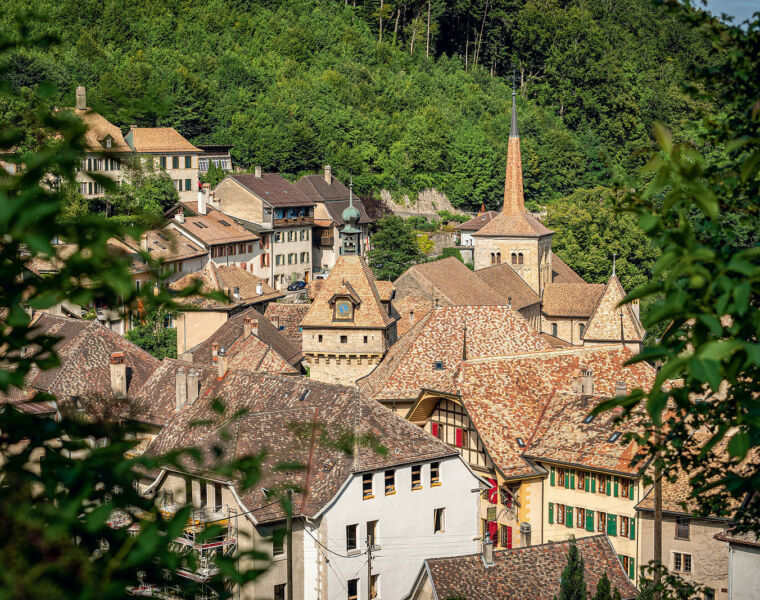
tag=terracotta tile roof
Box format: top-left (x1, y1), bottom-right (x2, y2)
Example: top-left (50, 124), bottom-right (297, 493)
top-left (584, 276), bottom-right (644, 343)
top-left (358, 306), bottom-right (552, 403)
top-left (25, 244), bottom-right (79, 275)
top-left (543, 283), bottom-right (606, 317)
top-left (421, 535), bottom-right (637, 600)
top-left (472, 210), bottom-right (553, 238)
top-left (374, 280), bottom-right (395, 303)
top-left (551, 253), bottom-right (586, 283)
top-left (540, 333), bottom-right (572, 348)
top-left (473, 263), bottom-right (540, 309)
top-left (175, 203), bottom-right (258, 246)
top-left (145, 372), bottom-right (456, 522)
top-left (456, 211), bottom-right (499, 231)
top-left (120, 229), bottom-right (206, 263)
top-left (714, 529), bottom-right (760, 547)
top-left (301, 256), bottom-right (397, 329)
top-left (127, 127), bottom-right (201, 153)
top-left (294, 173), bottom-right (351, 202)
top-left (69, 108), bottom-right (132, 153)
top-left (264, 303), bottom-right (310, 352)
top-left (228, 173), bottom-right (315, 208)
top-left (187, 306), bottom-right (302, 369)
top-left (170, 262), bottom-right (284, 309)
top-left (395, 258), bottom-right (506, 307)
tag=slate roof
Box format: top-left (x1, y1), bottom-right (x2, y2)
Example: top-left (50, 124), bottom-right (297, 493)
top-left (127, 127), bottom-right (201, 153)
top-left (145, 371), bottom-right (457, 523)
top-left (456, 211), bottom-right (499, 231)
top-left (228, 173), bottom-right (315, 208)
top-left (473, 263), bottom-right (541, 309)
top-left (394, 258), bottom-right (506, 307)
top-left (264, 303), bottom-right (310, 352)
top-left (418, 535), bottom-right (637, 600)
top-left (543, 283), bottom-right (606, 317)
top-left (301, 256), bottom-right (397, 329)
top-left (472, 210), bottom-right (553, 238)
top-left (358, 305), bottom-right (552, 403)
top-left (187, 306), bottom-right (302, 370)
top-left (175, 203), bottom-right (258, 246)
top-left (170, 262), bottom-right (284, 309)
top-left (70, 108), bottom-right (132, 153)
top-left (551, 253), bottom-right (586, 284)
top-left (294, 173), bottom-right (350, 202)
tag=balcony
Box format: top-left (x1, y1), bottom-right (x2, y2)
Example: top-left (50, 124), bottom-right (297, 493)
top-left (273, 216), bottom-right (313, 228)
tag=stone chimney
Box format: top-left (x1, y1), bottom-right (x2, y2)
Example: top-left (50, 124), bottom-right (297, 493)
top-left (175, 367), bottom-right (188, 409)
top-left (198, 190), bottom-right (207, 216)
top-left (187, 370), bottom-right (200, 405)
top-left (482, 532), bottom-right (494, 567)
top-left (223, 286), bottom-right (231, 300)
top-left (582, 369), bottom-right (594, 395)
top-left (109, 352), bottom-right (127, 398)
top-left (211, 342), bottom-right (219, 363)
top-left (140, 232), bottom-right (148, 251)
top-left (251, 318), bottom-right (259, 338)
top-left (324, 164), bottom-right (332, 184)
top-left (175, 206), bottom-right (185, 223)
top-left (217, 347), bottom-right (228, 380)
top-left (75, 86), bottom-right (87, 111)
top-left (243, 317), bottom-right (253, 338)
top-left (615, 380), bottom-right (627, 397)
top-left (255, 165), bottom-right (262, 179)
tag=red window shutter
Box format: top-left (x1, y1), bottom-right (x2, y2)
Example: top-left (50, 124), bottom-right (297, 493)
top-left (455, 428), bottom-right (463, 447)
top-left (431, 423), bottom-right (439, 437)
top-left (506, 526), bottom-right (513, 549)
top-left (488, 521), bottom-right (498, 543)
top-left (488, 478), bottom-right (498, 504)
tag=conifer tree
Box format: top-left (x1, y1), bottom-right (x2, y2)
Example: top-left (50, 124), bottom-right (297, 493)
top-left (592, 573), bottom-right (612, 600)
top-left (556, 540), bottom-right (586, 600)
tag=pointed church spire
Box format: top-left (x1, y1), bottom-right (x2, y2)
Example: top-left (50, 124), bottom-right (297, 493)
top-left (502, 78), bottom-right (525, 215)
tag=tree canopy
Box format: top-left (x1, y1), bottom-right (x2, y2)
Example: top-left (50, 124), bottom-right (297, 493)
top-left (368, 214), bottom-right (427, 279)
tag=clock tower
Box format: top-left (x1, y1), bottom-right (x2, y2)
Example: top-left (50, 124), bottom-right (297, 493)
top-left (339, 182), bottom-right (362, 256)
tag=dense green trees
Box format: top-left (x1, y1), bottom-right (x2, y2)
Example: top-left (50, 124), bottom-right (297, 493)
top-left (2, 0), bottom-right (716, 211)
top-left (125, 304), bottom-right (178, 360)
top-left (368, 214), bottom-right (426, 279)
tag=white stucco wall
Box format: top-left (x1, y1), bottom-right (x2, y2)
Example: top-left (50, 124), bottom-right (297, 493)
top-left (305, 456), bottom-right (483, 600)
top-left (728, 543), bottom-right (760, 600)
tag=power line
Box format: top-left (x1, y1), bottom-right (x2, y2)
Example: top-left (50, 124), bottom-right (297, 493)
top-left (301, 520), bottom-right (368, 559)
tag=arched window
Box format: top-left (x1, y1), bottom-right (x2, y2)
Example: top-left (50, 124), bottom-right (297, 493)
top-left (518, 253), bottom-right (524, 265)
top-left (579, 323), bottom-right (585, 338)
top-left (496, 252), bottom-right (502, 264)
top-left (490, 252), bottom-right (496, 265)
top-left (511, 253), bottom-right (517, 265)
top-left (551, 323), bottom-right (558, 337)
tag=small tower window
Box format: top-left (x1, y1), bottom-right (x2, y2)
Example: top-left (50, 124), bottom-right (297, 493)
top-left (496, 252), bottom-right (502, 264)
top-left (518, 253), bottom-right (524, 265)
top-left (551, 323), bottom-right (558, 337)
top-left (490, 252), bottom-right (496, 265)
top-left (511, 253), bottom-right (517, 265)
top-left (579, 323), bottom-right (585, 338)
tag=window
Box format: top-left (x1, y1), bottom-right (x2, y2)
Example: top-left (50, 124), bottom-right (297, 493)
top-left (496, 252), bottom-right (502, 263)
top-left (347, 578), bottom-right (358, 600)
top-left (577, 508), bottom-right (585, 528)
top-left (518, 253), bottom-right (524, 265)
top-left (499, 524), bottom-right (513, 549)
top-left (273, 528), bottom-right (285, 556)
top-left (385, 470), bottom-right (395, 495)
top-left (673, 552), bottom-right (691, 572)
top-left (105, 138), bottom-right (112, 149)
top-left (363, 336), bottom-right (368, 344)
top-left (608, 431), bottom-right (622, 443)
top-left (185, 178), bottom-right (191, 191)
top-left (340, 335), bottom-right (348, 344)
top-left (579, 323), bottom-right (585, 338)
top-left (199, 482), bottom-right (207, 507)
top-left (370, 574), bottom-right (379, 599)
top-left (274, 584), bottom-right (286, 600)
top-left (275, 254), bottom-right (283, 266)
top-left (172, 156), bottom-right (179, 169)
top-left (578, 471), bottom-right (586, 489)
top-left (511, 253), bottom-right (517, 264)
top-left (431, 422), bottom-right (442, 439)
top-left (430, 462), bottom-right (440, 486)
top-left (433, 360), bottom-right (444, 370)
top-left (362, 474), bottom-right (373, 499)
top-left (318, 334), bottom-right (323, 343)
top-left (287, 231), bottom-right (294, 242)
top-left (433, 508), bottom-right (445, 533)
top-left (621, 478), bottom-right (632, 499)
top-left (620, 516), bottom-right (630, 537)
top-left (556, 504), bottom-right (565, 524)
top-left (367, 520), bottom-right (378, 547)
top-left (516, 437), bottom-right (526, 448)
top-left (346, 524), bottom-right (358, 551)
top-left (675, 517), bottom-right (690, 540)
top-left (184, 477), bottom-right (192, 505)
top-left (300, 252), bottom-right (309, 263)
top-left (185, 156), bottom-right (192, 168)
top-left (558, 469), bottom-right (566, 487)
top-left (412, 465), bottom-right (422, 490)
top-left (300, 229), bottom-right (306, 241)
top-left (275, 231), bottom-right (282, 242)
top-left (214, 482), bottom-right (223, 511)
top-left (599, 475), bottom-right (609, 495)
top-left (551, 323), bottom-right (558, 336)
top-left (597, 512), bottom-right (607, 533)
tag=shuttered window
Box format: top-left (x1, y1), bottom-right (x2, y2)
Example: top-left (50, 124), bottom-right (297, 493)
top-left (550, 466), bottom-right (555, 486)
top-left (455, 428), bottom-right (463, 448)
top-left (565, 506), bottom-right (573, 528)
top-left (607, 514), bottom-right (617, 536)
top-left (548, 502), bottom-right (554, 524)
top-left (630, 517), bottom-right (636, 540)
top-left (614, 477), bottom-right (619, 497)
top-left (586, 510), bottom-right (595, 532)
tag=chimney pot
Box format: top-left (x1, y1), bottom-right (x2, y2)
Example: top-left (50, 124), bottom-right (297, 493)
top-left (212, 342), bottom-right (219, 362)
top-left (109, 352), bottom-right (127, 398)
top-left (175, 206), bottom-right (185, 223)
top-left (256, 283), bottom-right (263, 296)
top-left (255, 165), bottom-right (262, 179)
top-left (140, 232), bottom-right (148, 251)
top-left (187, 370), bottom-right (200, 405)
top-left (75, 86), bottom-right (87, 111)
top-left (198, 190), bottom-right (207, 215)
top-left (324, 164), bottom-right (332, 184)
top-left (482, 533), bottom-right (494, 567)
top-left (251, 318), bottom-right (259, 338)
top-left (243, 317), bottom-right (252, 338)
top-left (175, 367), bottom-right (188, 410)
top-left (217, 347), bottom-right (228, 380)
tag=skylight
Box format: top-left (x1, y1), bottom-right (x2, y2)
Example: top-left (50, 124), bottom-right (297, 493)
top-left (433, 360), bottom-right (444, 370)
top-left (516, 437), bottom-right (526, 448)
top-left (298, 389), bottom-right (310, 402)
top-left (583, 414), bottom-right (595, 424)
top-left (219, 220), bottom-right (231, 227)
top-left (607, 431), bottom-right (622, 443)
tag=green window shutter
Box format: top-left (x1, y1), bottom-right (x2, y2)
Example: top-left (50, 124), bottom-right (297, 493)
top-left (584, 473), bottom-right (590, 492)
top-left (629, 481), bottom-right (635, 500)
top-left (629, 558), bottom-right (635, 580)
top-left (614, 477), bottom-right (619, 497)
top-left (550, 467), bottom-right (555, 486)
top-left (607, 514), bottom-right (617, 536)
top-left (566, 507), bottom-right (573, 528)
top-left (606, 479), bottom-right (611, 496)
top-left (630, 517), bottom-right (636, 540)
top-left (548, 502), bottom-right (554, 524)
top-left (570, 471), bottom-right (575, 489)
top-left (591, 476), bottom-right (596, 493)
top-left (586, 510), bottom-right (594, 532)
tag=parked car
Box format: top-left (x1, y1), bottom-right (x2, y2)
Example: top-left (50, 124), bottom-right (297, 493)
top-left (315, 272), bottom-right (330, 280)
top-left (287, 280), bottom-right (307, 291)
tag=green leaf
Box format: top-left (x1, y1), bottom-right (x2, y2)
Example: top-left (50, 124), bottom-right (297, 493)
top-left (728, 431), bottom-right (750, 460)
top-left (653, 122), bottom-right (673, 152)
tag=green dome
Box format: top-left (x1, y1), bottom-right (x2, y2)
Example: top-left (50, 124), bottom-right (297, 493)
top-left (342, 203), bottom-right (360, 225)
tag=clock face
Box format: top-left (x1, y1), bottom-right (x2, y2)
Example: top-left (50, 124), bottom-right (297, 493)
top-left (335, 300), bottom-right (353, 320)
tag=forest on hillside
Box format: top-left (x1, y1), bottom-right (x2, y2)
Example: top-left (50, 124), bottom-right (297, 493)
top-left (2, 0), bottom-right (718, 211)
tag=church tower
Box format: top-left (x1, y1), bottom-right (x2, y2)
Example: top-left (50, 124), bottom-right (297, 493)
top-left (472, 88), bottom-right (554, 296)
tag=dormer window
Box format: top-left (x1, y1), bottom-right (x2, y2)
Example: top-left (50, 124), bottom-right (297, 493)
top-left (433, 360), bottom-right (444, 370)
top-left (607, 431), bottom-right (622, 443)
top-left (105, 138), bottom-right (111, 148)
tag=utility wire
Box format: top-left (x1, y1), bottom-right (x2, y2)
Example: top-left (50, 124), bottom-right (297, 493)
top-left (300, 519), bottom-right (368, 559)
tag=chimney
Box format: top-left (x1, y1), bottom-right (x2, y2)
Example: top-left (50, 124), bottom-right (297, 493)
top-left (198, 190), bottom-right (207, 215)
top-left (75, 86), bottom-right (87, 110)
top-left (243, 317), bottom-right (253, 338)
top-left (140, 232), bottom-right (148, 251)
top-left (482, 532), bottom-right (494, 567)
top-left (233, 286), bottom-right (240, 300)
top-left (324, 164), bottom-right (332, 184)
top-left (615, 381), bottom-right (627, 397)
top-left (109, 352), bottom-right (127, 398)
top-left (256, 283), bottom-right (263, 296)
top-left (211, 342), bottom-right (219, 362)
top-left (251, 318), bottom-right (259, 338)
top-left (209, 190), bottom-right (217, 208)
top-left (582, 369), bottom-right (594, 395)
top-left (255, 165), bottom-right (262, 179)
top-left (223, 286), bottom-right (231, 300)
top-left (175, 206), bottom-right (185, 223)
top-left (217, 347), bottom-right (228, 380)
top-left (175, 367), bottom-right (188, 409)
top-left (187, 370), bottom-right (200, 405)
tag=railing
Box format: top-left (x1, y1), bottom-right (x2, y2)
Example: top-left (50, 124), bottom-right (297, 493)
top-left (320, 236), bottom-right (334, 247)
top-left (273, 216), bottom-right (313, 228)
